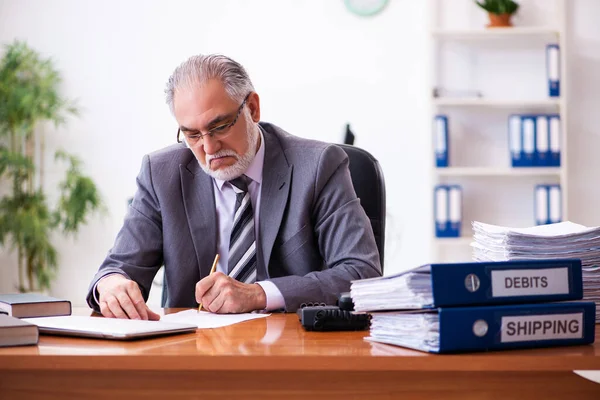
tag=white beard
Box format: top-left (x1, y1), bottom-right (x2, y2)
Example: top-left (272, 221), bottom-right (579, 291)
top-left (198, 113), bottom-right (259, 181)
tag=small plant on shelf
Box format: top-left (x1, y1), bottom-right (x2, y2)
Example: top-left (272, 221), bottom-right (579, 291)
top-left (475, 0), bottom-right (519, 28)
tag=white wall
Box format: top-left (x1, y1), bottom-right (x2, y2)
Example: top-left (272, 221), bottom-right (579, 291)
top-left (0, 0), bottom-right (598, 307)
top-left (0, 0), bottom-right (432, 305)
top-left (568, 0), bottom-right (600, 226)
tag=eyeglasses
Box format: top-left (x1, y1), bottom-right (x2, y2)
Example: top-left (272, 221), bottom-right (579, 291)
top-left (177, 93), bottom-right (250, 145)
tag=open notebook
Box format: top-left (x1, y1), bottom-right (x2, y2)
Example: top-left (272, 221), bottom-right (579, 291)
top-left (23, 316), bottom-right (197, 340)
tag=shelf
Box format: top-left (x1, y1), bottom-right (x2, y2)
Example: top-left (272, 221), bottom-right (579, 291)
top-left (433, 98), bottom-right (561, 108)
top-left (431, 27), bottom-right (560, 40)
top-left (435, 236), bottom-right (473, 246)
top-left (430, 1), bottom-right (568, 264)
top-left (435, 167), bottom-right (562, 177)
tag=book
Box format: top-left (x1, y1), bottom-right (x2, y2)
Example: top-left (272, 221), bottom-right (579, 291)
top-left (350, 259), bottom-right (583, 312)
top-left (366, 301), bottom-right (596, 353)
top-left (0, 293), bottom-right (72, 318)
top-left (0, 314), bottom-right (39, 347)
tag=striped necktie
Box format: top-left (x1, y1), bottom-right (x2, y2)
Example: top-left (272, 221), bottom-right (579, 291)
top-left (227, 175), bottom-right (257, 283)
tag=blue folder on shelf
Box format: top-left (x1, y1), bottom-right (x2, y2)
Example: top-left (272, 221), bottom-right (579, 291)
top-left (521, 115), bottom-right (536, 167)
top-left (434, 184), bottom-right (462, 238)
top-left (535, 184), bottom-right (550, 225)
top-left (535, 115), bottom-right (550, 166)
top-left (508, 114), bottom-right (523, 167)
top-left (367, 301), bottom-right (596, 353)
top-left (434, 115), bottom-right (448, 167)
top-left (535, 184), bottom-right (562, 225)
top-left (351, 259), bottom-right (583, 312)
top-left (546, 44), bottom-right (561, 97)
top-left (549, 114), bottom-right (561, 166)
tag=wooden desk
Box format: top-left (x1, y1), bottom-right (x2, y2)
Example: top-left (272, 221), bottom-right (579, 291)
top-left (0, 309), bottom-right (599, 399)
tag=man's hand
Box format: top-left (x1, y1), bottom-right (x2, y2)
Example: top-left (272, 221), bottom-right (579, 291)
top-left (195, 272), bottom-right (267, 313)
top-left (96, 274), bottom-right (160, 320)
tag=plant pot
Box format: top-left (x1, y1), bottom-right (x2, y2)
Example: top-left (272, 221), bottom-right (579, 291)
top-left (487, 12), bottom-right (513, 28)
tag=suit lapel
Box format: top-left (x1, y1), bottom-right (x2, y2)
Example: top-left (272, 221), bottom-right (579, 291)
top-left (259, 129), bottom-right (292, 276)
top-left (180, 158), bottom-right (217, 280)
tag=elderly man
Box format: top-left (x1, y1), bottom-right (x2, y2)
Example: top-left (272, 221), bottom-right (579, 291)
top-left (87, 54), bottom-right (382, 319)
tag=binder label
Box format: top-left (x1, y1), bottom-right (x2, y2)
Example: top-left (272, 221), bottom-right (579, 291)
top-left (491, 267), bottom-right (569, 297)
top-left (501, 313), bottom-right (583, 343)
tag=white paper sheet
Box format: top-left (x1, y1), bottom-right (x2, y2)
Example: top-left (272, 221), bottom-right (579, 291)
top-left (162, 309), bottom-right (270, 329)
top-left (574, 371), bottom-right (600, 384)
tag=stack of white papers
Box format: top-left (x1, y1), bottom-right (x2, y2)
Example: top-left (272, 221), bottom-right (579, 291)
top-left (366, 312), bottom-right (440, 353)
top-left (471, 221), bottom-right (600, 319)
top-left (350, 266), bottom-right (435, 312)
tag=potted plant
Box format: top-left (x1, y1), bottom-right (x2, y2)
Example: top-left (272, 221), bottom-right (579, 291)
top-left (475, 0), bottom-right (520, 28)
top-left (0, 40), bottom-right (103, 293)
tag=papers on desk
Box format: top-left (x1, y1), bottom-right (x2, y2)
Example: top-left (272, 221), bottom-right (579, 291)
top-left (24, 310), bottom-right (271, 340)
top-left (367, 312), bottom-right (441, 353)
top-left (472, 221), bottom-right (600, 320)
top-left (23, 316), bottom-right (197, 340)
top-left (162, 309), bottom-right (269, 329)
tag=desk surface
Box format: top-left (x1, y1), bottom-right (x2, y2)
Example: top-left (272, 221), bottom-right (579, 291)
top-left (1, 308), bottom-right (599, 372)
top-left (2, 309), bottom-right (600, 399)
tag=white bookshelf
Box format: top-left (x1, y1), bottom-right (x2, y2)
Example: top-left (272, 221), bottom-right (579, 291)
top-left (435, 167), bottom-right (562, 177)
top-left (430, 0), bottom-right (568, 263)
top-left (433, 98), bottom-right (561, 108)
top-left (432, 27), bottom-right (560, 39)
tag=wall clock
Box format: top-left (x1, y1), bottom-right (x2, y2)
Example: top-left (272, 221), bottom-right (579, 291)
top-left (344, 0), bottom-right (389, 17)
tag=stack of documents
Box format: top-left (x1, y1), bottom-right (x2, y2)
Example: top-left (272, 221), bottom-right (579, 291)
top-left (351, 259), bottom-right (583, 312)
top-left (365, 302), bottom-right (596, 353)
top-left (471, 221), bottom-right (600, 319)
top-left (351, 259), bottom-right (596, 353)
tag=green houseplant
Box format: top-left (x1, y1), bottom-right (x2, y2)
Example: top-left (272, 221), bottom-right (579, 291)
top-left (0, 40), bottom-right (103, 293)
top-left (475, 0), bottom-right (520, 27)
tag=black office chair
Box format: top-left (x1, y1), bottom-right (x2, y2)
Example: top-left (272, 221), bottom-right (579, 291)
top-left (338, 144), bottom-right (386, 271)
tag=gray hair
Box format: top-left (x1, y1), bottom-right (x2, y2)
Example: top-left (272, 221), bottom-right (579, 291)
top-left (165, 54), bottom-right (255, 114)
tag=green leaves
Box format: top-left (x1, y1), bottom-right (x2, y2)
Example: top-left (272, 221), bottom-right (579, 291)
top-left (0, 41), bottom-right (102, 292)
top-left (0, 191), bottom-right (58, 290)
top-left (0, 146), bottom-right (33, 180)
top-left (0, 40), bottom-right (77, 137)
top-left (475, 0), bottom-right (519, 15)
top-left (54, 150), bottom-right (103, 234)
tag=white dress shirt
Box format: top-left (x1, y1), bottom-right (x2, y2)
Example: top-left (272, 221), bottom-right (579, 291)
top-left (211, 129), bottom-right (285, 311)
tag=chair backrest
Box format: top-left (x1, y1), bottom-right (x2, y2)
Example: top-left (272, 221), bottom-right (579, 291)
top-left (337, 144), bottom-right (386, 271)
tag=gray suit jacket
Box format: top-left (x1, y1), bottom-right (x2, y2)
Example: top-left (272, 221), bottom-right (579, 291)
top-left (87, 122), bottom-right (382, 312)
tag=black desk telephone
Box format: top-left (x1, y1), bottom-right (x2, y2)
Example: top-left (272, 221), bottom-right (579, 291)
top-left (297, 292), bottom-right (370, 332)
